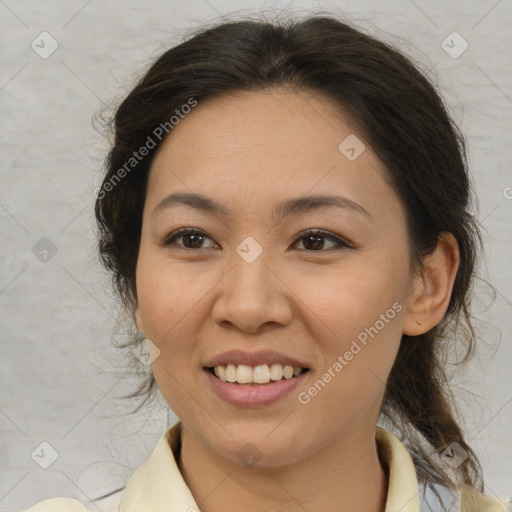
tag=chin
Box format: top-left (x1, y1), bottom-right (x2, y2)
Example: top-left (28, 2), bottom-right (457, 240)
top-left (207, 428), bottom-right (308, 469)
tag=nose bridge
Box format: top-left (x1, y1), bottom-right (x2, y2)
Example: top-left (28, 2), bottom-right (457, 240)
top-left (211, 233), bottom-right (291, 331)
top-left (229, 234), bottom-right (273, 299)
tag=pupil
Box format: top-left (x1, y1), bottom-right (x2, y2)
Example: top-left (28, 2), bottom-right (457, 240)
top-left (305, 235), bottom-right (323, 250)
top-left (185, 234), bottom-right (203, 248)
top-left (184, 234), bottom-right (325, 250)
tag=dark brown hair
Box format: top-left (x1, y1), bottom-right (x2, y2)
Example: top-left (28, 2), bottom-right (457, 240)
top-left (95, 13), bottom-right (489, 498)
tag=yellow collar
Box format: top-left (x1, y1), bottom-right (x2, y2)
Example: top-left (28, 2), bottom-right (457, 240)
top-left (118, 422), bottom-right (425, 512)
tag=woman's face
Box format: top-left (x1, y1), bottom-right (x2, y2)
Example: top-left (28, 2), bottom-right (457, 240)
top-left (135, 88), bottom-right (418, 467)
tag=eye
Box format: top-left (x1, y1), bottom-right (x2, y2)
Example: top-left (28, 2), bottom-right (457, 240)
top-left (162, 227), bottom-right (352, 252)
top-left (293, 229), bottom-right (351, 251)
top-left (162, 228), bottom-right (218, 250)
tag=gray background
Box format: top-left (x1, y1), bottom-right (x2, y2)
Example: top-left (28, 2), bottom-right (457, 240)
top-left (1, 1), bottom-right (511, 510)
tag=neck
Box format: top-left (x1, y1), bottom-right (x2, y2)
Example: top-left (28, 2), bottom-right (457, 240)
top-left (178, 424), bottom-right (388, 512)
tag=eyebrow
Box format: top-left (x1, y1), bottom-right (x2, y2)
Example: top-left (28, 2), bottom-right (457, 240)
top-left (151, 192), bottom-right (372, 221)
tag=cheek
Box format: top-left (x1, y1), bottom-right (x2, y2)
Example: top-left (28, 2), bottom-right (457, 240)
top-left (135, 248), bottom-right (195, 340)
top-left (298, 307), bottom-right (403, 435)
top-left (134, 251), bottom-right (218, 382)
top-left (297, 256), bottom-right (406, 344)
top-left (295, 257), bottom-right (405, 401)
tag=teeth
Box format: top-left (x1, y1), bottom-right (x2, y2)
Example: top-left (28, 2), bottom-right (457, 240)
top-left (236, 364), bottom-right (253, 384)
top-left (283, 365), bottom-right (294, 379)
top-left (253, 364), bottom-right (271, 384)
top-left (225, 364), bottom-right (237, 383)
top-left (211, 363), bottom-right (306, 384)
top-left (269, 363), bottom-right (283, 380)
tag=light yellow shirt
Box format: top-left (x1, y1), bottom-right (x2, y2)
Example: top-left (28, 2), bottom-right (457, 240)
top-left (22, 422), bottom-right (508, 512)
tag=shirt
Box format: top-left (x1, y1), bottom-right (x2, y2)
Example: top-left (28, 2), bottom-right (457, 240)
top-left (22, 422), bottom-right (509, 512)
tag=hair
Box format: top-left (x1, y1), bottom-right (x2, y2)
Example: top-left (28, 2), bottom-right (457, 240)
top-left (94, 12), bottom-right (491, 503)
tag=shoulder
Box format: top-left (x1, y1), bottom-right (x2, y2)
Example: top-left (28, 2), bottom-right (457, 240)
top-left (459, 484), bottom-right (509, 512)
top-left (21, 497), bottom-right (88, 512)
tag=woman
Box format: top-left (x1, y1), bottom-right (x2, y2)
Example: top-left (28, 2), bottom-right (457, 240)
top-left (23, 14), bottom-right (508, 512)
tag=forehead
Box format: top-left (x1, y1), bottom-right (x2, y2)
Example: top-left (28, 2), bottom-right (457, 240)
top-left (156, 88), bottom-right (358, 162)
top-left (147, 88), bottom-right (402, 224)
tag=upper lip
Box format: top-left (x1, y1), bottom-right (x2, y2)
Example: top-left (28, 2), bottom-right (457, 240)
top-left (204, 350), bottom-right (310, 369)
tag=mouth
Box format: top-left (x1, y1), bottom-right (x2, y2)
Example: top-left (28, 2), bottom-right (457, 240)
top-left (205, 364), bottom-right (310, 385)
top-left (204, 363), bottom-right (310, 407)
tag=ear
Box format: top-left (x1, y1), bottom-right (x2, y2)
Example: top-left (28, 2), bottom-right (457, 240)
top-left (402, 232), bottom-right (460, 336)
top-left (134, 308), bottom-right (145, 336)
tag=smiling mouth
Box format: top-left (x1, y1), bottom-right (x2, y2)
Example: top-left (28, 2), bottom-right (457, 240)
top-left (207, 364), bottom-right (310, 385)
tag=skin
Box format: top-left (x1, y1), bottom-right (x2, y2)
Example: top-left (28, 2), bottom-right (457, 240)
top-left (134, 87), bottom-right (460, 512)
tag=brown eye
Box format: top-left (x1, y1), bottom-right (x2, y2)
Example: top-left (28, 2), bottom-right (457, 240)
top-left (163, 228), bottom-right (218, 250)
top-left (162, 227), bottom-right (351, 252)
top-left (294, 229), bottom-right (351, 251)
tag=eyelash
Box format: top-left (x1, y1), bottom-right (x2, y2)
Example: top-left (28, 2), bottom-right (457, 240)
top-left (161, 227), bottom-right (352, 252)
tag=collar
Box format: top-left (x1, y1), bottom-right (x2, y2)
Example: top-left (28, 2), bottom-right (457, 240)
top-left (117, 422), bottom-right (431, 512)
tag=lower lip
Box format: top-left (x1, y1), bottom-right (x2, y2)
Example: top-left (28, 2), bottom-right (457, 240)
top-left (204, 369), bottom-right (309, 407)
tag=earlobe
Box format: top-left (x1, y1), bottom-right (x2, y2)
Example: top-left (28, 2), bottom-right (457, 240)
top-left (402, 232), bottom-right (460, 336)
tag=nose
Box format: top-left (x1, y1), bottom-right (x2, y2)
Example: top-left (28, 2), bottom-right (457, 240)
top-left (210, 246), bottom-right (293, 334)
